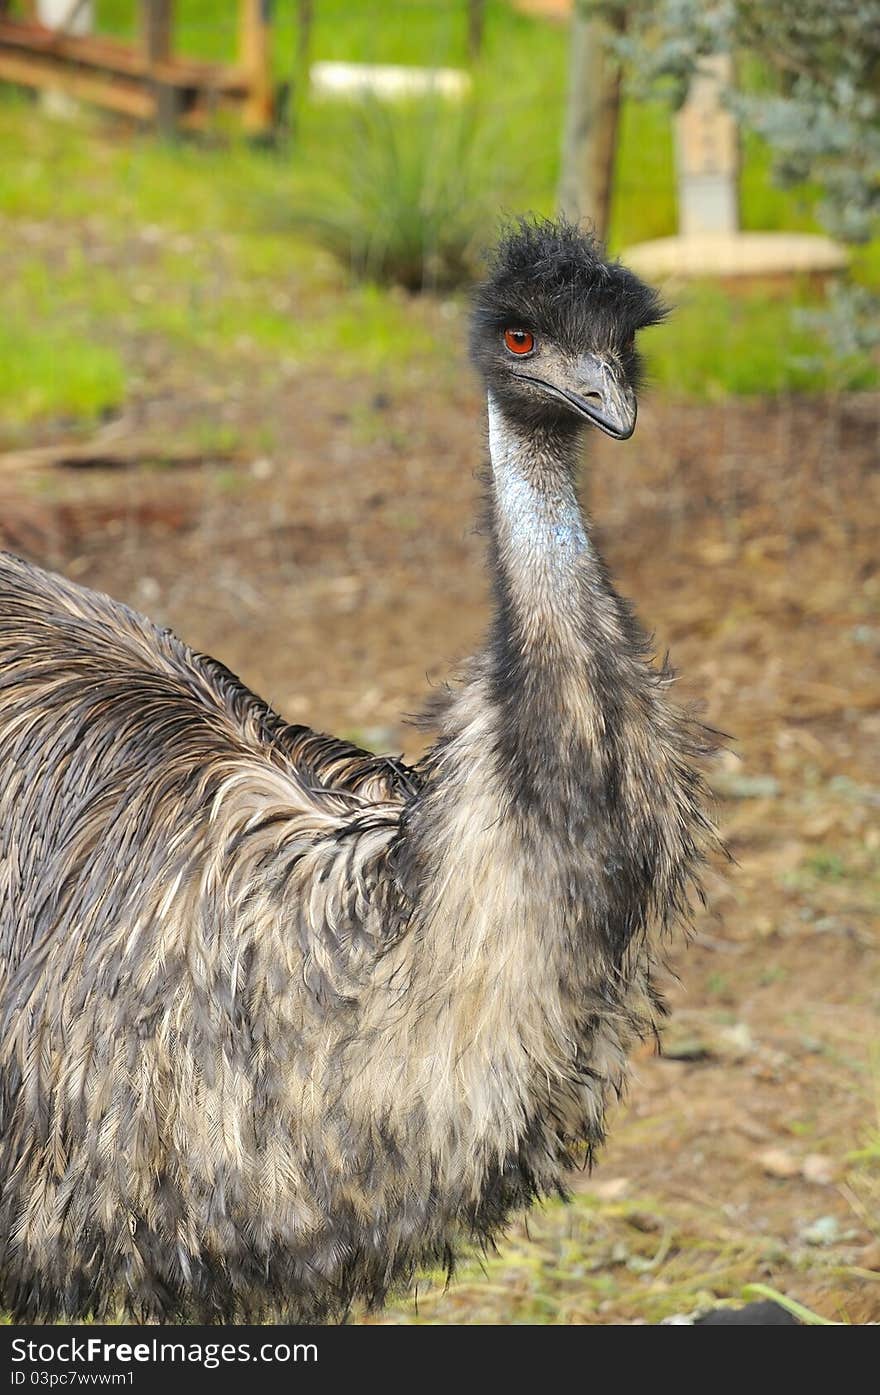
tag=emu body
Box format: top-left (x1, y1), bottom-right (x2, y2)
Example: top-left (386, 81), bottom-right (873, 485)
top-left (0, 221), bottom-right (715, 1322)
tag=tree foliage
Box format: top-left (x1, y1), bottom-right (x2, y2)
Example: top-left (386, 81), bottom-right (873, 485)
top-left (591, 0), bottom-right (880, 358)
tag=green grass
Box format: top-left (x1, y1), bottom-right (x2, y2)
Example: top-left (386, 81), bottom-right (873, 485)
top-left (648, 283), bottom-right (877, 398)
top-left (1, 219), bottom-right (436, 375)
top-left (92, 0), bottom-right (558, 77)
top-left (373, 1187), bottom-right (861, 1325)
top-left (610, 98), bottom-right (676, 248)
top-left (0, 317), bottom-right (125, 425)
top-left (0, 0), bottom-right (877, 428)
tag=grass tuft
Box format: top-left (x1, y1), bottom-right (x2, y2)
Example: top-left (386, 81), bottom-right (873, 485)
top-left (288, 98), bottom-right (506, 291)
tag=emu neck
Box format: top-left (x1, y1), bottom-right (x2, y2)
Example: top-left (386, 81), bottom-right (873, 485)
top-left (487, 393), bottom-right (590, 625)
top-left (486, 391), bottom-right (624, 675)
top-left (484, 391), bottom-right (631, 827)
top-left (376, 396), bottom-right (654, 1156)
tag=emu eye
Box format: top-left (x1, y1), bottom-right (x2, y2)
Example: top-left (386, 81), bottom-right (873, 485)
top-left (504, 328), bottom-right (535, 356)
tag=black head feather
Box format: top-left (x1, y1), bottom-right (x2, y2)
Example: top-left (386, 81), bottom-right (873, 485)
top-left (472, 216), bottom-right (667, 354)
top-left (469, 217), bottom-right (667, 426)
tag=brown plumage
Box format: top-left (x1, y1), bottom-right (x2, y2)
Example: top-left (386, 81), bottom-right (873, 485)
top-left (0, 218), bottom-right (718, 1322)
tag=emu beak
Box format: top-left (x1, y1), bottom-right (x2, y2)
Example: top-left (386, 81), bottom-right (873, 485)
top-left (563, 354), bottom-right (637, 440)
top-left (514, 354), bottom-right (637, 440)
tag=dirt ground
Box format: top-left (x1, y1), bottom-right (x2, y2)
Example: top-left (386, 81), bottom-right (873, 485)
top-left (1, 367), bottom-right (878, 1324)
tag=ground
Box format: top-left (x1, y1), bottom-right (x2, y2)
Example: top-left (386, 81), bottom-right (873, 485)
top-left (2, 361), bottom-right (877, 1325)
top-left (0, 1), bottom-right (878, 1319)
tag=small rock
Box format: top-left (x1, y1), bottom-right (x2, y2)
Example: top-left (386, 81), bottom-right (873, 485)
top-left (625, 1209), bottom-right (662, 1233)
top-left (592, 1175), bottom-right (629, 1201)
top-left (800, 1215), bottom-right (841, 1247)
top-left (813, 916), bottom-right (845, 935)
top-left (757, 1147), bottom-right (799, 1179)
top-left (857, 1241), bottom-right (880, 1272)
top-left (828, 775), bottom-right (880, 806)
top-left (717, 1022), bottom-right (754, 1061)
top-left (358, 725), bottom-right (397, 753)
top-left (627, 1254), bottom-right (655, 1273)
top-left (662, 1036), bottom-right (713, 1062)
top-left (802, 1154), bottom-right (836, 1186)
top-left (250, 457), bottom-right (274, 480)
top-left (697, 540), bottom-right (736, 566)
top-left (137, 576), bottom-right (160, 605)
top-left (712, 773), bottom-right (781, 801)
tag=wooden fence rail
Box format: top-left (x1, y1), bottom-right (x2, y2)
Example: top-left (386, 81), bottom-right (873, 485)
top-left (0, 0), bottom-right (275, 134)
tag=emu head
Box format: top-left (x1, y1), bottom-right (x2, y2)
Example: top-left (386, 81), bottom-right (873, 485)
top-left (470, 217), bottom-right (667, 440)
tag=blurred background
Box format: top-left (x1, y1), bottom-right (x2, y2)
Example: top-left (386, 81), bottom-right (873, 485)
top-left (0, 0), bottom-right (877, 1324)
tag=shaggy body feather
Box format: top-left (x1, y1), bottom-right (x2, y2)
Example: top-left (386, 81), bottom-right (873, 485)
top-left (0, 219), bottom-right (716, 1321)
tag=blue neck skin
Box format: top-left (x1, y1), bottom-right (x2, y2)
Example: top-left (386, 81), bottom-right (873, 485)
top-left (487, 392), bottom-right (590, 602)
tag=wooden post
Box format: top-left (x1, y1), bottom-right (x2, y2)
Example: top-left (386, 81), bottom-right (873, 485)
top-left (558, 2), bottom-right (625, 242)
top-left (467, 0), bottom-right (486, 61)
top-left (141, 0), bottom-right (180, 136)
top-left (674, 53), bottom-right (740, 237)
top-left (142, 0), bottom-right (171, 65)
top-left (239, 0), bottom-right (273, 133)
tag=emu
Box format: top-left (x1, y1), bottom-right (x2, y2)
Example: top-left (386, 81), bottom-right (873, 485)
top-left (0, 218), bottom-right (715, 1322)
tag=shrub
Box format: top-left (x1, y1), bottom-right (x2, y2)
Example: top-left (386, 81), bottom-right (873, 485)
top-left (295, 96), bottom-right (505, 292)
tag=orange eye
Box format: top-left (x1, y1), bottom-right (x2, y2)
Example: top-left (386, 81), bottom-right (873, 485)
top-left (504, 328), bottom-right (534, 356)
